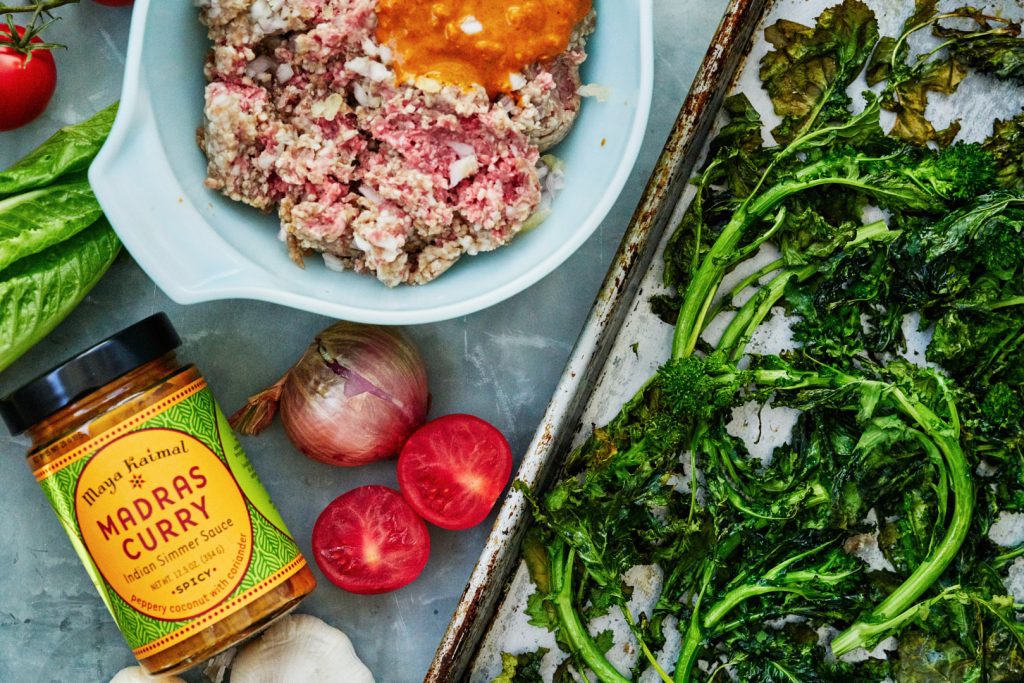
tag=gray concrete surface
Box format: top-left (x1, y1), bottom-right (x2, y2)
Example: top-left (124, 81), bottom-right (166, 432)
top-left (0, 2), bottom-right (729, 680)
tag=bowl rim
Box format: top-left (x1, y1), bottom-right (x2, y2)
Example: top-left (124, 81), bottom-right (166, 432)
top-left (90, 0), bottom-right (655, 325)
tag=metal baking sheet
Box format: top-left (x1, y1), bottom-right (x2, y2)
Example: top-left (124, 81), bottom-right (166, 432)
top-left (426, 1), bottom-right (1024, 681)
top-left (423, 3), bottom-right (766, 679)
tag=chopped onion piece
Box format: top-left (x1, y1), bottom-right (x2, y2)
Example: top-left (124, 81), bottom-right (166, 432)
top-left (415, 76), bottom-right (443, 94)
top-left (276, 63), bottom-right (295, 83)
top-left (547, 170), bottom-right (566, 193)
top-left (245, 55), bottom-right (276, 78)
top-left (445, 141), bottom-right (476, 158)
top-left (448, 155), bottom-right (479, 189)
top-left (353, 83), bottom-right (380, 108)
top-left (367, 61), bottom-right (392, 82)
top-left (322, 253), bottom-right (347, 273)
top-left (360, 38), bottom-right (380, 58)
top-left (345, 56), bottom-right (371, 78)
top-left (578, 83), bottom-right (612, 102)
top-left (249, 0), bottom-right (290, 34)
top-left (358, 184), bottom-right (382, 204)
top-left (311, 93), bottom-right (346, 121)
top-left (508, 72), bottom-right (527, 91)
top-left (460, 16), bottom-right (484, 35)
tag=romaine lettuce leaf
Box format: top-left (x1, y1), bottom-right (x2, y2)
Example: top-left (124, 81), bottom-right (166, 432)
top-left (0, 104), bottom-right (117, 198)
top-left (0, 220), bottom-right (120, 372)
top-left (0, 176), bottom-right (102, 274)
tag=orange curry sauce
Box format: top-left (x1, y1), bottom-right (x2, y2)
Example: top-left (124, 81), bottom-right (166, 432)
top-left (376, 0), bottom-right (593, 97)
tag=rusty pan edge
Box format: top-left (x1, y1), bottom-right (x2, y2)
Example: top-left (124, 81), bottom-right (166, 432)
top-left (424, 1), bottom-right (770, 680)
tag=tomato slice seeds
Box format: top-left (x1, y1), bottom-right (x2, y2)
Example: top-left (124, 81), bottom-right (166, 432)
top-left (397, 414), bottom-right (513, 530)
top-left (312, 485), bottom-right (430, 594)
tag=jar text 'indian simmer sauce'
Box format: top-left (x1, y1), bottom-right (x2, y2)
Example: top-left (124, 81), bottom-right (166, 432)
top-left (0, 314), bottom-right (316, 675)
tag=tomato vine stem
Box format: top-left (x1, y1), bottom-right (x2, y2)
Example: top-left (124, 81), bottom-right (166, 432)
top-left (0, 0), bottom-right (78, 13)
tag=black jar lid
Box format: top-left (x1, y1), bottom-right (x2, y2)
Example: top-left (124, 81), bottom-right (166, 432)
top-left (0, 314), bottom-right (182, 435)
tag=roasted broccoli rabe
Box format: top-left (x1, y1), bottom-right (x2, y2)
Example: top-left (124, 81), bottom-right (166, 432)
top-left (501, 1), bottom-right (1024, 682)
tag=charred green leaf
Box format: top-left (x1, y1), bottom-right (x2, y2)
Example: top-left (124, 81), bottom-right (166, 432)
top-left (760, 0), bottom-right (879, 143)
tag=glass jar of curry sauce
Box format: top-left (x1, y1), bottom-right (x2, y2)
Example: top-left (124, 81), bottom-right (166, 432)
top-left (0, 314), bottom-right (316, 675)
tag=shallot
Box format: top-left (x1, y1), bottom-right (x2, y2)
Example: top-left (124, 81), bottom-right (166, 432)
top-left (230, 322), bottom-right (428, 466)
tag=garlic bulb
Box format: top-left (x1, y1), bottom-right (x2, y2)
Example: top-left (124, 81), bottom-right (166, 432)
top-left (230, 614), bottom-right (375, 683)
top-left (108, 667), bottom-right (185, 683)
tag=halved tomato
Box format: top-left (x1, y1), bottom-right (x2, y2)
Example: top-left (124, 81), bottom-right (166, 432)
top-left (312, 486), bottom-right (430, 594)
top-left (397, 414), bottom-right (513, 530)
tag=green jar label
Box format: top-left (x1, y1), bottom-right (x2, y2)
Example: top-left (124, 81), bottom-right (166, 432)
top-left (33, 378), bottom-right (308, 659)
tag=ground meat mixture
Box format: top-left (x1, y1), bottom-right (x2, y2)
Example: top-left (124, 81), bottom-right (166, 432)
top-left (196, 0), bottom-right (594, 287)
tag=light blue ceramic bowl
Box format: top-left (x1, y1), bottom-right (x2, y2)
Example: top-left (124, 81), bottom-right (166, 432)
top-left (90, 0), bottom-right (654, 324)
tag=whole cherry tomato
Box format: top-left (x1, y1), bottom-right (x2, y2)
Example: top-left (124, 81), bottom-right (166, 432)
top-left (0, 25), bottom-right (57, 132)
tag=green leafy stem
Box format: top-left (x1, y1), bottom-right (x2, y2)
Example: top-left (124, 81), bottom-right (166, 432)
top-left (0, 1), bottom-right (77, 12)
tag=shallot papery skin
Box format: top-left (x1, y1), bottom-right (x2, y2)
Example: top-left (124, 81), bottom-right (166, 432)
top-left (280, 323), bottom-right (429, 466)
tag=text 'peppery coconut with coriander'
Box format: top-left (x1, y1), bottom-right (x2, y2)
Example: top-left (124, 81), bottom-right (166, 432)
top-left (0, 314), bottom-right (316, 676)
